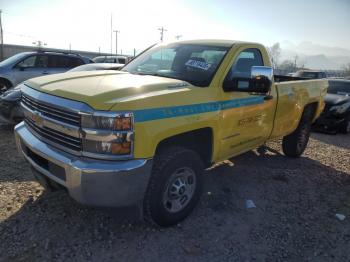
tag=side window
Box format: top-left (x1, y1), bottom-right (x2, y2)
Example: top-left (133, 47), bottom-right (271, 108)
top-left (35, 55), bottom-right (49, 68)
top-left (68, 57), bottom-right (84, 67)
top-left (48, 56), bottom-right (83, 68)
top-left (224, 48), bottom-right (263, 89)
top-left (17, 56), bottom-right (36, 67)
top-left (105, 58), bottom-right (115, 63)
top-left (48, 55), bottom-right (65, 68)
top-left (118, 58), bottom-right (126, 64)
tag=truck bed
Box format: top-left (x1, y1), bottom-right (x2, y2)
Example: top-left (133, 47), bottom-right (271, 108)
top-left (271, 78), bottom-right (328, 138)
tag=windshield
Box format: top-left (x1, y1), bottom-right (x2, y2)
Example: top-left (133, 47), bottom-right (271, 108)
top-left (328, 81), bottom-right (350, 95)
top-left (122, 43), bottom-right (229, 87)
top-left (0, 53), bottom-right (29, 67)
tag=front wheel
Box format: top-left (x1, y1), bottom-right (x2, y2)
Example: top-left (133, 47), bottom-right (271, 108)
top-left (282, 114), bottom-right (312, 157)
top-left (143, 147), bottom-right (204, 227)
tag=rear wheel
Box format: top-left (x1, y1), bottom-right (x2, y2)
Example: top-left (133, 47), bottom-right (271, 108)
top-left (339, 116), bottom-right (350, 134)
top-left (282, 110), bottom-right (312, 157)
top-left (144, 147), bottom-right (204, 227)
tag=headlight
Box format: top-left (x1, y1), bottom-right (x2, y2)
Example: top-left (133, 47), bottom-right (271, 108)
top-left (81, 112), bottom-right (133, 131)
top-left (81, 112), bottom-right (134, 157)
top-left (330, 102), bottom-right (350, 114)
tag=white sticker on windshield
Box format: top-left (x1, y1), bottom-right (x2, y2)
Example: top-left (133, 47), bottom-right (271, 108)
top-left (185, 59), bottom-right (212, 71)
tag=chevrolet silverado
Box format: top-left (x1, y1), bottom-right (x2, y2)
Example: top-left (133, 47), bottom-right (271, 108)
top-left (14, 40), bottom-right (328, 226)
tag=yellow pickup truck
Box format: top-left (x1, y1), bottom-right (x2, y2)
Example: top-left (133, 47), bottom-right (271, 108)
top-left (15, 40), bottom-right (328, 226)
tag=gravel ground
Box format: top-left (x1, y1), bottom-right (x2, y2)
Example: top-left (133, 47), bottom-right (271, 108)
top-left (0, 123), bottom-right (349, 262)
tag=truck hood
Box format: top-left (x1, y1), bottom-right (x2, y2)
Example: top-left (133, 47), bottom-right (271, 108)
top-left (25, 71), bottom-right (193, 110)
top-left (324, 93), bottom-right (350, 106)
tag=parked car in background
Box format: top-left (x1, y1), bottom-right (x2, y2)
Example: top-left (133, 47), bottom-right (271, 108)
top-left (313, 79), bottom-right (350, 134)
top-left (69, 63), bottom-right (124, 72)
top-left (0, 85), bottom-right (22, 124)
top-left (0, 51), bottom-right (92, 94)
top-left (92, 55), bottom-right (127, 64)
top-left (0, 63), bottom-right (124, 124)
top-left (293, 70), bottom-right (327, 79)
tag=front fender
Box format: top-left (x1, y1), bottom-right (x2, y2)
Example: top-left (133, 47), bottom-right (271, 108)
top-left (133, 111), bottom-right (221, 160)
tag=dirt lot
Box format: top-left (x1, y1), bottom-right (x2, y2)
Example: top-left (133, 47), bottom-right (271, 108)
top-left (0, 123), bottom-right (349, 262)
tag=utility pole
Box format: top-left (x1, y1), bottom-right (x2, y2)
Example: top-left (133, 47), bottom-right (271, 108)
top-left (110, 13), bottom-right (113, 55)
top-left (32, 40), bottom-right (47, 50)
top-left (0, 10), bottom-right (4, 61)
top-left (98, 46), bottom-right (101, 54)
top-left (294, 55), bottom-right (298, 69)
top-left (175, 35), bottom-right (182, 40)
top-left (133, 48), bottom-right (136, 57)
top-left (158, 27), bottom-right (167, 42)
top-left (113, 30), bottom-right (120, 55)
top-left (69, 43), bottom-right (71, 52)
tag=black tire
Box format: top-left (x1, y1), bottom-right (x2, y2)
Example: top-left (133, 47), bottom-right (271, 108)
top-left (339, 116), bottom-right (350, 134)
top-left (144, 147), bottom-right (204, 227)
top-left (282, 109), bottom-right (313, 157)
top-left (0, 79), bottom-right (12, 95)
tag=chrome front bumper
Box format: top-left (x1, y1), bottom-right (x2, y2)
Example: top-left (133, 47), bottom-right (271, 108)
top-left (15, 122), bottom-right (153, 207)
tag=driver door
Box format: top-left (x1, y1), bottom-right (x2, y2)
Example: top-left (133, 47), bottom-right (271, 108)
top-left (219, 47), bottom-right (277, 160)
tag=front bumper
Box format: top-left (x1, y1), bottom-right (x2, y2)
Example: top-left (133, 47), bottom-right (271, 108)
top-left (15, 122), bottom-right (153, 207)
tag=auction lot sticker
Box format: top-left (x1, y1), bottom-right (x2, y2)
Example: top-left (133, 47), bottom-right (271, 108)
top-left (185, 59), bottom-right (212, 70)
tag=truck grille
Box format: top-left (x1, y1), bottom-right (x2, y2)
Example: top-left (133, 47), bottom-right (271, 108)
top-left (25, 117), bottom-right (82, 151)
top-left (22, 94), bottom-right (80, 126)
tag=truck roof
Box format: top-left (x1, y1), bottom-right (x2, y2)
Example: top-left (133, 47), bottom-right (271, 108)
top-left (170, 39), bottom-right (260, 47)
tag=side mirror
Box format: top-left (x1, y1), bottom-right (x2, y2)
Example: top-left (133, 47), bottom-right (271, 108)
top-left (223, 66), bottom-right (273, 93)
top-left (249, 66), bottom-right (273, 93)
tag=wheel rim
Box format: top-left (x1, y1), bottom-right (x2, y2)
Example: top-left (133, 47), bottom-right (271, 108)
top-left (163, 167), bottom-right (196, 213)
top-left (297, 124), bottom-right (309, 151)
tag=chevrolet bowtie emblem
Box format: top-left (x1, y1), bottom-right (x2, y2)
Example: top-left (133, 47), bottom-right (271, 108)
top-left (32, 111), bottom-right (44, 128)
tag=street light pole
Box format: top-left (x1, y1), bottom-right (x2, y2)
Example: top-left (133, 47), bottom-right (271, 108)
top-left (114, 30), bottom-right (120, 55)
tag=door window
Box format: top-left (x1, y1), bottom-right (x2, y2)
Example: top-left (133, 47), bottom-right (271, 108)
top-left (48, 55), bottom-right (83, 68)
top-left (17, 55), bottom-right (49, 68)
top-left (17, 56), bottom-right (36, 67)
top-left (35, 55), bottom-right (49, 68)
top-left (224, 48), bottom-right (263, 89)
top-left (117, 57), bottom-right (126, 64)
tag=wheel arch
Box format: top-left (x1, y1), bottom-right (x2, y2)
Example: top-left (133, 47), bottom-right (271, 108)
top-left (0, 77), bottom-right (13, 88)
top-left (154, 127), bottom-right (214, 168)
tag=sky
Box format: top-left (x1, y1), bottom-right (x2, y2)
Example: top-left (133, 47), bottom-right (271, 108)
top-left (0, 0), bottom-right (349, 56)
